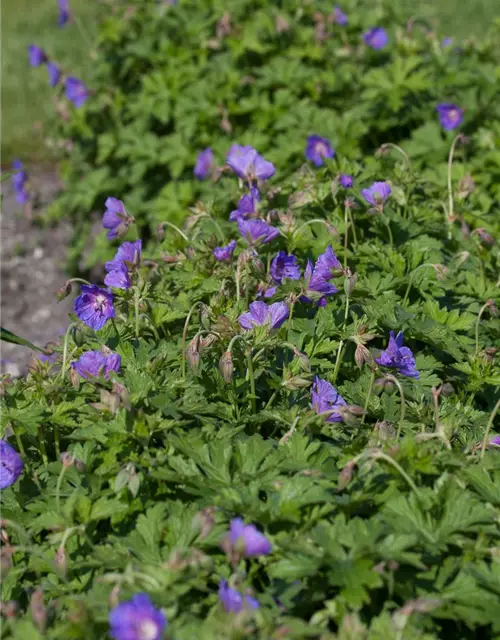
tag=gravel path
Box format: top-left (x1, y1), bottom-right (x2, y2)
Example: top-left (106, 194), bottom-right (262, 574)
top-left (1, 168), bottom-right (74, 376)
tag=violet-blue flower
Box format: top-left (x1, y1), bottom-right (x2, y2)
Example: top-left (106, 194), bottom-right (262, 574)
top-left (71, 351), bottom-right (121, 380)
top-left (58, 0), bottom-right (71, 27)
top-left (0, 439), bottom-right (24, 489)
top-left (104, 240), bottom-right (142, 290)
top-left (219, 581), bottom-right (259, 613)
top-left (436, 103), bottom-right (463, 131)
top-left (109, 593), bottom-right (166, 640)
top-left (332, 6), bottom-right (348, 25)
top-left (229, 187), bottom-right (260, 221)
top-left (375, 331), bottom-right (419, 379)
top-left (12, 159), bottom-right (30, 204)
top-left (238, 301), bottom-right (289, 331)
top-left (228, 518), bottom-right (272, 556)
top-left (194, 148), bottom-right (213, 180)
top-left (65, 76), bottom-right (89, 107)
top-left (361, 181), bottom-right (391, 207)
top-left (74, 285), bottom-right (115, 331)
top-left (47, 62), bottom-right (61, 87)
top-left (238, 218), bottom-right (279, 245)
top-left (305, 135), bottom-right (335, 167)
top-left (270, 251), bottom-right (301, 284)
top-left (363, 27), bottom-right (388, 50)
top-left (103, 197), bottom-right (132, 239)
top-left (489, 435), bottom-right (500, 447)
top-left (340, 174), bottom-right (353, 188)
top-left (104, 263), bottom-right (131, 290)
top-left (213, 240), bottom-right (237, 262)
top-left (314, 245), bottom-right (342, 280)
top-left (441, 37), bottom-right (453, 48)
top-left (28, 45), bottom-right (46, 67)
top-left (311, 376), bottom-right (347, 422)
top-left (226, 144), bottom-right (275, 182)
top-left (301, 260), bottom-right (338, 306)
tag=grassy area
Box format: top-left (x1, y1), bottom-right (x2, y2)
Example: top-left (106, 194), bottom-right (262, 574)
top-left (1, 0), bottom-right (498, 165)
top-left (1, 0), bottom-right (99, 163)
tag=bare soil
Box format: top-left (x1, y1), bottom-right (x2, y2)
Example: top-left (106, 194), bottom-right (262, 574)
top-left (1, 168), bottom-right (74, 375)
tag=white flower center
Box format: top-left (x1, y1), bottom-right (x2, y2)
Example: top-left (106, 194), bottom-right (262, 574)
top-left (138, 620), bottom-right (159, 640)
top-left (450, 109), bottom-right (458, 121)
top-left (316, 142), bottom-right (328, 156)
top-left (94, 294), bottom-right (107, 311)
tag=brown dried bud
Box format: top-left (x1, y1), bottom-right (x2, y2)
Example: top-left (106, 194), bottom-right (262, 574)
top-left (432, 264), bottom-right (449, 280)
top-left (69, 367), bottom-right (80, 389)
top-left (337, 460), bottom-right (356, 491)
top-left (220, 114), bottom-right (232, 134)
top-left (355, 344), bottom-right (372, 369)
top-left (0, 546), bottom-right (14, 576)
top-left (486, 299), bottom-right (498, 316)
top-left (276, 15), bottom-right (290, 33)
top-left (192, 506), bottom-right (217, 540)
top-left (54, 546), bottom-right (67, 578)
top-left (56, 280), bottom-right (72, 302)
top-left (375, 421), bottom-right (396, 441)
top-left (60, 452), bottom-right (75, 467)
top-left (288, 189), bottom-right (314, 209)
top-left (186, 337), bottom-right (201, 371)
top-left (219, 352), bottom-right (234, 384)
top-left (344, 269), bottom-right (357, 297)
top-left (200, 333), bottom-right (218, 349)
top-left (161, 253), bottom-right (186, 264)
top-left (457, 173), bottom-right (475, 200)
top-left (30, 589), bottom-right (47, 633)
top-left (475, 228), bottom-right (495, 246)
top-left (75, 458), bottom-right (86, 473)
top-left (277, 209), bottom-right (296, 232)
top-left (216, 12), bottom-right (232, 38)
top-left (112, 382), bottom-right (131, 410)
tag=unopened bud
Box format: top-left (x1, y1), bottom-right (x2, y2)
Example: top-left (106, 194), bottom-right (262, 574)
top-left (374, 377), bottom-right (395, 394)
top-left (71, 325), bottom-right (86, 347)
top-left (278, 210), bottom-right (295, 232)
top-left (216, 12), bottom-right (232, 38)
top-left (344, 269), bottom-right (357, 297)
top-left (75, 458), bottom-right (86, 473)
top-left (433, 264), bottom-right (448, 280)
top-left (30, 589), bottom-right (47, 633)
top-left (0, 547), bottom-right (14, 576)
top-left (375, 421), bottom-right (396, 441)
top-left (486, 299), bottom-right (498, 316)
top-left (288, 189), bottom-right (314, 209)
top-left (355, 344), bottom-right (371, 369)
top-left (337, 460), bottom-right (356, 491)
top-left (60, 452), bottom-right (75, 467)
top-left (292, 347), bottom-right (311, 372)
top-left (219, 351), bottom-right (234, 383)
top-left (200, 333), bottom-right (218, 349)
top-left (186, 337), bottom-right (201, 371)
top-left (455, 250), bottom-right (470, 267)
top-left (55, 546), bottom-right (67, 577)
top-left (192, 506), bottom-right (217, 540)
top-left (457, 174), bottom-right (475, 200)
top-left (282, 375), bottom-right (312, 391)
top-left (56, 280), bottom-right (72, 302)
top-left (475, 228), bottom-right (495, 246)
top-left (112, 382), bottom-right (131, 410)
top-left (157, 223), bottom-right (166, 241)
top-left (69, 367), bottom-right (80, 388)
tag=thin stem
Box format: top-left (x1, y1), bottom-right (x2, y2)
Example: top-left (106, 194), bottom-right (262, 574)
top-left (56, 465), bottom-right (68, 515)
top-left (475, 301), bottom-right (490, 355)
top-left (287, 299), bottom-right (296, 334)
top-left (265, 388), bottom-right (279, 411)
top-left (235, 261), bottom-right (242, 302)
top-left (59, 322), bottom-right (78, 381)
top-left (362, 370), bottom-right (376, 425)
top-left (245, 261), bottom-right (250, 306)
top-left (379, 143), bottom-right (412, 172)
top-left (371, 451), bottom-right (421, 497)
top-left (402, 263), bottom-right (436, 305)
top-left (134, 288), bottom-right (140, 340)
top-left (73, 13), bottom-right (94, 49)
top-left (246, 348), bottom-right (257, 413)
top-left (54, 425), bottom-right (61, 461)
top-left (385, 374), bottom-right (406, 439)
top-left (343, 204), bottom-right (349, 271)
top-left (38, 426), bottom-right (49, 467)
top-left (293, 219), bottom-right (334, 241)
top-left (181, 302), bottom-right (203, 378)
top-left (447, 134), bottom-right (462, 238)
top-left (343, 296), bottom-right (350, 327)
top-left (332, 340), bottom-right (344, 384)
top-left (348, 208), bottom-right (358, 246)
top-left (160, 221), bottom-right (189, 243)
top-left (382, 216), bottom-right (393, 249)
top-left (480, 397), bottom-right (500, 458)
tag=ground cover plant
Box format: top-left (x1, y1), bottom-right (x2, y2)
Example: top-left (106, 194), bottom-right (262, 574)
top-left (20, 0), bottom-right (500, 271)
top-left (2, 130), bottom-right (500, 638)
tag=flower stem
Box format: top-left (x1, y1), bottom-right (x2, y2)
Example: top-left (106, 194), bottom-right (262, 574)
top-left (379, 143), bottom-right (412, 172)
top-left (343, 204), bottom-right (349, 270)
top-left (362, 370), bottom-right (376, 425)
top-left (446, 134), bottom-right (462, 238)
top-left (480, 397), bottom-right (500, 459)
top-left (402, 263), bottom-right (435, 305)
top-left (59, 322), bottom-right (78, 381)
top-left (332, 340), bottom-right (345, 384)
top-left (246, 348), bottom-right (257, 413)
top-left (160, 221), bottom-right (189, 243)
top-left (474, 301), bottom-right (490, 355)
top-left (181, 302), bottom-right (203, 378)
top-left (348, 209), bottom-right (358, 246)
top-left (293, 219), bottom-right (334, 241)
top-left (383, 216), bottom-right (393, 249)
top-left (371, 451), bottom-right (421, 497)
top-left (134, 289), bottom-right (141, 340)
top-left (56, 465), bottom-right (68, 515)
top-left (384, 374), bottom-right (406, 439)
top-left (54, 425), bottom-right (61, 461)
top-left (38, 426), bottom-right (49, 467)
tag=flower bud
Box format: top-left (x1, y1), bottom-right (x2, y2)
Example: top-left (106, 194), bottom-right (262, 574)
top-left (292, 347), bottom-right (311, 372)
top-left (69, 367), bottom-right (80, 389)
top-left (282, 375), bottom-right (312, 391)
top-left (186, 337), bottom-right (201, 372)
top-left (0, 546), bottom-right (14, 576)
top-left (54, 546), bottom-right (67, 578)
top-left (112, 382), bottom-right (131, 410)
top-left (30, 589), bottom-right (47, 633)
top-left (219, 351), bottom-right (234, 384)
top-left (374, 377), bottom-right (395, 394)
top-left (355, 344), bottom-right (371, 369)
top-left (476, 228), bottom-right (495, 246)
top-left (60, 452), bottom-right (75, 467)
top-left (71, 325), bottom-right (86, 347)
top-left (56, 280), bottom-right (72, 302)
top-left (344, 269), bottom-right (357, 297)
top-left (216, 12), bottom-right (232, 38)
top-left (375, 421), bottom-right (396, 441)
top-left (432, 264), bottom-right (449, 281)
top-left (337, 460), bottom-right (356, 491)
top-left (277, 210), bottom-right (295, 232)
top-left (457, 174), bottom-right (475, 200)
top-left (440, 382), bottom-right (455, 396)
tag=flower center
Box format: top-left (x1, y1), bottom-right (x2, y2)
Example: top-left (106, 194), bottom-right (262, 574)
top-left (449, 109), bottom-right (458, 122)
top-left (138, 620), bottom-right (159, 640)
top-left (316, 142), bottom-right (328, 157)
top-left (93, 295), bottom-right (107, 312)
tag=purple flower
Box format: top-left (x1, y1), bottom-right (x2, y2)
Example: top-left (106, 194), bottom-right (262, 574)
top-left (301, 259), bottom-right (338, 306)
top-left (12, 159), bottom-right (30, 204)
top-left (58, 0), bottom-right (71, 27)
top-left (340, 174), bottom-right (353, 188)
top-left (305, 135), bottom-right (335, 167)
top-left (238, 218), bottom-right (279, 246)
top-left (65, 76), bottom-right (89, 107)
top-left (238, 301), bottom-right (289, 331)
top-left (441, 37), bottom-right (453, 48)
top-left (229, 187), bottom-right (260, 221)
top-left (104, 263), bottom-right (131, 290)
top-left (74, 285), bottom-right (115, 331)
top-left (109, 593), bottom-right (166, 640)
top-left (332, 6), bottom-right (348, 25)
top-left (71, 351), bottom-right (121, 380)
top-left (218, 581), bottom-right (259, 613)
top-left (270, 251), bottom-right (301, 284)
top-left (375, 331), bottom-right (419, 379)
top-left (103, 197), bottom-right (131, 239)
top-left (363, 27), bottom-right (388, 50)
top-left (0, 440), bottom-right (24, 489)
top-left (361, 181), bottom-right (391, 207)
top-left (436, 103), bottom-right (463, 131)
top-left (311, 376), bottom-right (347, 422)
top-left (213, 240), bottom-right (237, 262)
top-left (28, 45), bottom-right (46, 67)
top-left (228, 518), bottom-right (272, 556)
top-left (194, 148), bottom-right (213, 180)
top-left (226, 144), bottom-right (275, 182)
top-left (47, 62), bottom-right (61, 87)
top-left (104, 240), bottom-right (141, 290)
top-left (314, 245), bottom-right (342, 280)
top-left (489, 435), bottom-right (500, 447)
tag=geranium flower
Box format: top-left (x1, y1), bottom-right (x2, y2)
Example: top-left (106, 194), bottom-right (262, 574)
top-left (12, 159), bottom-right (30, 204)
top-left (305, 135), bottom-right (335, 167)
top-left (213, 240), bottom-right (237, 262)
top-left (226, 144), bottom-right (275, 182)
top-left (332, 6), bottom-right (348, 25)
top-left (238, 301), bottom-right (289, 330)
top-left (0, 440), bottom-right (24, 489)
top-left (311, 376), bottom-right (347, 422)
top-left (65, 76), bottom-right (89, 107)
top-left (58, 0), bottom-right (71, 26)
top-left (238, 218), bottom-right (279, 245)
top-left (74, 285), bottom-right (115, 330)
top-left (71, 351), bottom-right (121, 380)
top-left (361, 181), bottom-right (391, 207)
top-left (270, 251), bottom-right (300, 284)
top-left (218, 581), bottom-right (259, 613)
top-left (102, 197), bottom-right (133, 239)
top-left (47, 62), bottom-right (61, 87)
top-left (229, 187), bottom-right (260, 221)
top-left (109, 593), bottom-right (166, 640)
top-left (194, 148), bottom-right (213, 179)
top-left (226, 518), bottom-right (272, 556)
top-left (375, 331), bottom-right (419, 379)
top-left (364, 27), bottom-right (388, 50)
top-left (340, 174), bottom-right (353, 188)
top-left (436, 103), bottom-right (463, 130)
top-left (28, 45), bottom-right (46, 67)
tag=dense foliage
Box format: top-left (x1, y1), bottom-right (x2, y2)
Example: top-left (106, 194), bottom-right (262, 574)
top-left (42, 0), bottom-right (500, 270)
top-left (2, 126), bottom-right (500, 638)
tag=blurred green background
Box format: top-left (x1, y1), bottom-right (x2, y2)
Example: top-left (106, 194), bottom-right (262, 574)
top-left (1, 0), bottom-right (497, 164)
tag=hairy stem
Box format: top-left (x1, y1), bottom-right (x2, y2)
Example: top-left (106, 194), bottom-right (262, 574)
top-left (246, 348), bottom-right (257, 413)
top-left (362, 370), bottom-right (376, 425)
